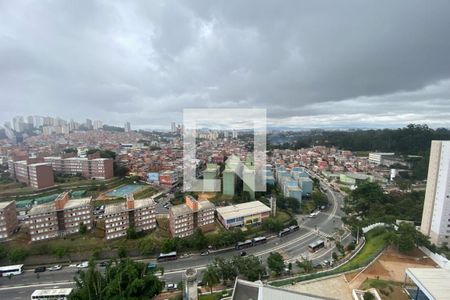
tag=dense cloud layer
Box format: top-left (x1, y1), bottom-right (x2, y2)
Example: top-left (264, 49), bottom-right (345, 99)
top-left (1, 1), bottom-right (450, 129)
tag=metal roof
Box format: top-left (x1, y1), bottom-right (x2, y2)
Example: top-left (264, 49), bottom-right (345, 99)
top-left (216, 201), bottom-right (271, 220)
top-left (406, 268), bottom-right (450, 300)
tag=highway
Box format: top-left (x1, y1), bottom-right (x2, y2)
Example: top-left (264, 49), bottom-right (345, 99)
top-left (0, 176), bottom-right (350, 300)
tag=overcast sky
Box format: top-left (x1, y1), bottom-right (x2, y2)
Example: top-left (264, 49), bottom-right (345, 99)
top-left (1, 1), bottom-right (450, 130)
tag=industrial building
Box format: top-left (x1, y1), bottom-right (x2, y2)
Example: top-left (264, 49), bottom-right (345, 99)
top-left (216, 201), bottom-right (271, 229)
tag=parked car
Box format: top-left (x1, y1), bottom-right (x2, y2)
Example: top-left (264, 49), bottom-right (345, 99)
top-left (48, 265), bottom-right (62, 271)
top-left (167, 283), bottom-right (177, 291)
top-left (76, 261), bottom-right (89, 269)
top-left (200, 250), bottom-right (209, 256)
top-left (34, 266), bottom-right (46, 273)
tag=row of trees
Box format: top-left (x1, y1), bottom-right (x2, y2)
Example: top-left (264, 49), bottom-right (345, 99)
top-left (136, 228), bottom-right (247, 256)
top-left (70, 258), bottom-right (163, 300)
top-left (270, 124), bottom-right (450, 154)
top-left (203, 255), bottom-right (266, 293)
top-left (343, 182), bottom-right (425, 228)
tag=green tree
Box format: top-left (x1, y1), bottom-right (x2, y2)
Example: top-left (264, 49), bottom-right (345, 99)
top-left (267, 252), bottom-right (285, 275)
top-left (52, 245), bottom-right (68, 259)
top-left (126, 226), bottom-right (137, 240)
top-left (261, 217), bottom-right (283, 233)
top-left (117, 246), bottom-right (127, 259)
top-left (213, 257), bottom-right (238, 284)
top-left (203, 266), bottom-right (220, 294)
top-left (70, 259), bottom-right (163, 300)
top-left (286, 197), bottom-right (300, 213)
top-left (363, 292), bottom-right (375, 300)
top-left (79, 222), bottom-right (87, 235)
top-left (138, 237), bottom-right (156, 255)
top-left (8, 248), bottom-right (29, 263)
top-left (296, 260), bottom-right (313, 273)
top-left (161, 238), bottom-right (178, 253)
top-left (233, 256), bottom-right (265, 281)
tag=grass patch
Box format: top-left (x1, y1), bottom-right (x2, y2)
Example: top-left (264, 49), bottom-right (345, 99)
top-left (270, 229), bottom-right (389, 287)
top-left (274, 210), bottom-right (291, 224)
top-left (134, 186), bottom-right (157, 199)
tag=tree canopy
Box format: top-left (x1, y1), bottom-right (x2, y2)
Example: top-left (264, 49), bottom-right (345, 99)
top-left (70, 259), bottom-right (163, 300)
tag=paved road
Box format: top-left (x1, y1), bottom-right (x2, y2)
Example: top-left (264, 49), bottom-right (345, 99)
top-left (0, 175), bottom-right (350, 299)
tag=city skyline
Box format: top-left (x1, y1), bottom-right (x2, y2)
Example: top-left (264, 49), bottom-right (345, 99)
top-left (1, 1), bottom-right (450, 129)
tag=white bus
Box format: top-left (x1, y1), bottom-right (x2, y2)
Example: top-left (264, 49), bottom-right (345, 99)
top-left (0, 264), bottom-right (24, 277)
top-left (31, 288), bottom-right (73, 300)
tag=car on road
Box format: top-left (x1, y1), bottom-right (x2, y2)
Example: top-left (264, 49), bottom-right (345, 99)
top-left (76, 261), bottom-right (89, 269)
top-left (240, 251), bottom-right (247, 257)
top-left (34, 266), bottom-right (46, 273)
top-left (48, 265), bottom-right (62, 271)
top-left (200, 250), bottom-right (209, 256)
top-left (98, 261), bottom-right (108, 267)
top-left (167, 283), bottom-right (177, 291)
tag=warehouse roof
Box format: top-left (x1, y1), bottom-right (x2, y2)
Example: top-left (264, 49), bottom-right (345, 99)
top-left (216, 201), bottom-right (270, 220)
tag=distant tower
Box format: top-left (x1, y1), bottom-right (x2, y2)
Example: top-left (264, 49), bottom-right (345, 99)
top-left (124, 122), bottom-right (131, 132)
top-left (171, 122), bottom-right (176, 133)
top-left (183, 268), bottom-right (198, 300)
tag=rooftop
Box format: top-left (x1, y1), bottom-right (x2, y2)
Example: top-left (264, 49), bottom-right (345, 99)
top-left (28, 202), bottom-right (55, 215)
top-left (198, 200), bottom-right (215, 211)
top-left (104, 202), bottom-right (127, 215)
top-left (216, 201), bottom-right (271, 220)
top-left (406, 268), bottom-right (450, 300)
top-left (31, 288), bottom-right (73, 297)
top-left (0, 201), bottom-right (14, 210)
top-left (134, 198), bottom-right (156, 209)
top-left (231, 278), bottom-right (328, 300)
top-left (64, 197), bottom-right (91, 209)
top-left (170, 204), bottom-right (192, 216)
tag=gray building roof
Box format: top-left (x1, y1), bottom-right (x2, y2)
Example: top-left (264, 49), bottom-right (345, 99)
top-left (231, 278), bottom-right (331, 300)
top-left (406, 268), bottom-right (450, 300)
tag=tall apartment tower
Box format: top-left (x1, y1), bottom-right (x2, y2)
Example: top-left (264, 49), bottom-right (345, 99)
top-left (420, 140), bottom-right (450, 246)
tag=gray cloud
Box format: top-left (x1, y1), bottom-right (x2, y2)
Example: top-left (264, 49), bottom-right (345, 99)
top-left (1, 0), bottom-right (450, 129)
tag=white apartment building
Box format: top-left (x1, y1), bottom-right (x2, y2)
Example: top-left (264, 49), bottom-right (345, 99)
top-left (421, 141), bottom-right (450, 246)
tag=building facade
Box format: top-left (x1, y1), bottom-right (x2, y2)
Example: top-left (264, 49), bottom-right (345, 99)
top-left (8, 160), bottom-right (54, 189)
top-left (169, 195), bottom-right (215, 238)
top-left (0, 201), bottom-right (18, 240)
top-left (421, 141), bottom-right (450, 246)
top-left (103, 195), bottom-right (156, 240)
top-left (26, 192), bottom-right (93, 242)
top-left (216, 201), bottom-right (271, 229)
top-left (44, 156), bottom-right (113, 179)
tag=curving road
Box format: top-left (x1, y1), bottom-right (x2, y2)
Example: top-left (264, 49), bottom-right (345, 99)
top-left (0, 174), bottom-right (351, 299)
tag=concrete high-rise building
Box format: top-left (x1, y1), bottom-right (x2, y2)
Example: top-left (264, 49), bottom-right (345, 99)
top-left (85, 119), bottom-right (93, 129)
top-left (171, 122), bottom-right (176, 133)
top-left (124, 121), bottom-right (131, 132)
top-left (93, 120), bottom-right (103, 130)
top-left (13, 116), bottom-right (25, 132)
top-left (421, 141), bottom-right (450, 246)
